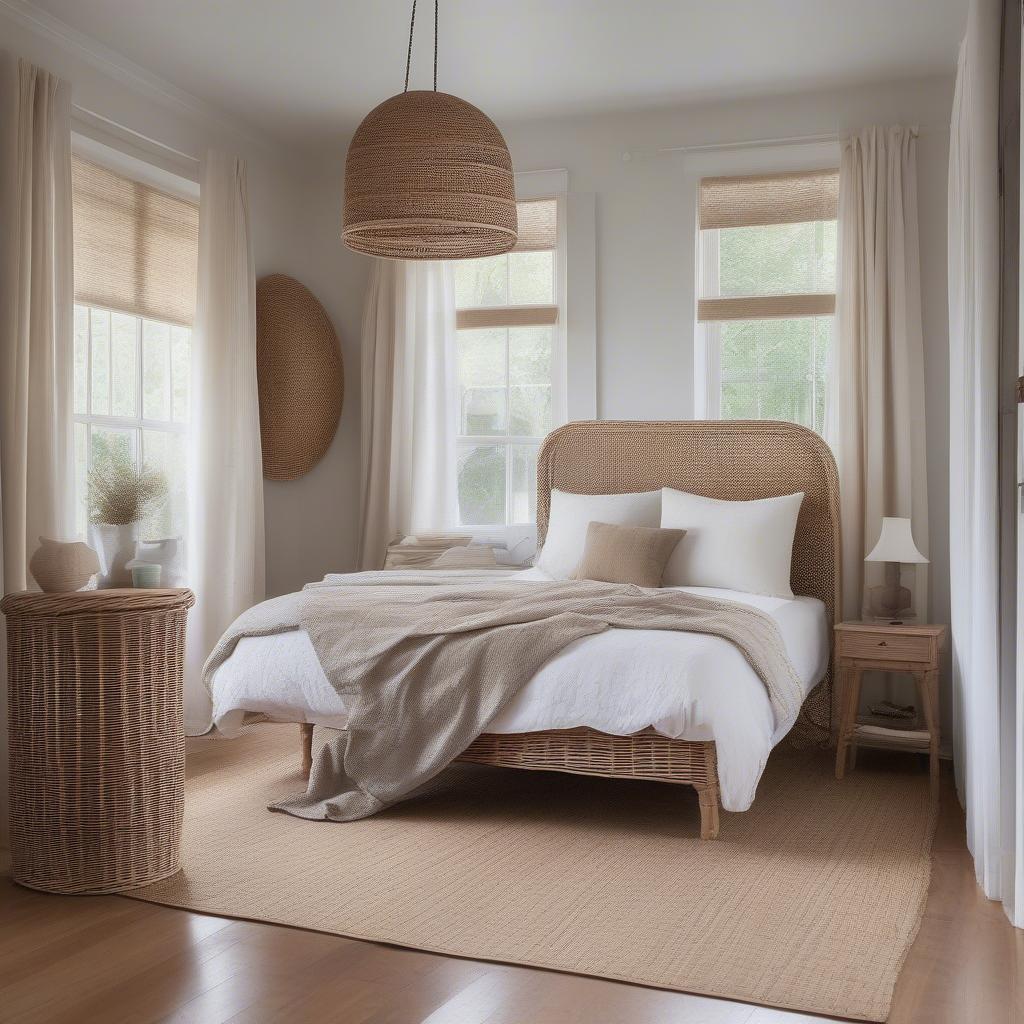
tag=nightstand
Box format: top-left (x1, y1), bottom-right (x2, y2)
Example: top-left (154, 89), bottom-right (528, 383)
top-left (834, 621), bottom-right (947, 791)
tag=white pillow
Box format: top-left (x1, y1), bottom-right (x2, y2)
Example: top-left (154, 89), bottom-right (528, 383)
top-left (660, 488), bottom-right (804, 598)
top-left (537, 489), bottom-right (662, 580)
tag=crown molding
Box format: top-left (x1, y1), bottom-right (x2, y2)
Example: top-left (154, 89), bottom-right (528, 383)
top-left (0, 0), bottom-right (271, 149)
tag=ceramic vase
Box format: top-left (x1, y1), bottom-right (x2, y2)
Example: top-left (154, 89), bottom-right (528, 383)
top-left (89, 521), bottom-right (141, 588)
top-left (28, 537), bottom-right (100, 592)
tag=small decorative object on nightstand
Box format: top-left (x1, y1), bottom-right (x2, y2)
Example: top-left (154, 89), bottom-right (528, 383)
top-left (87, 451), bottom-right (168, 588)
top-left (834, 620), bottom-right (947, 792)
top-left (28, 536), bottom-right (100, 592)
top-left (2, 588), bottom-right (194, 894)
top-left (864, 516), bottom-right (928, 623)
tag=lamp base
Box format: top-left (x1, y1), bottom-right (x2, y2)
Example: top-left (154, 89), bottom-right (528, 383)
top-left (866, 562), bottom-right (913, 621)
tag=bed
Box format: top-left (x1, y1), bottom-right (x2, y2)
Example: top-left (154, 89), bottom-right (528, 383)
top-left (211, 420), bottom-right (841, 839)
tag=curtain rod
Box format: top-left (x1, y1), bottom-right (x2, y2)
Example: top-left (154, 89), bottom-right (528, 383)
top-left (660, 124), bottom-right (945, 155)
top-left (72, 103), bottom-right (201, 165)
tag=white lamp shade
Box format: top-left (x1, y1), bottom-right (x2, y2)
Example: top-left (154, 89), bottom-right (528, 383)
top-left (865, 517), bottom-right (928, 564)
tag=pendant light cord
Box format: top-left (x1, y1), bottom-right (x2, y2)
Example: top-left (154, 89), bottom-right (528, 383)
top-left (403, 0), bottom-right (439, 92)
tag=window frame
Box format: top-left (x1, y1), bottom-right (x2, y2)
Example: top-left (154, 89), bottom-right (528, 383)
top-left (694, 172), bottom-right (839, 436)
top-left (70, 138), bottom-right (199, 542)
top-left (453, 193), bottom-right (568, 530)
top-left (73, 301), bottom-right (191, 540)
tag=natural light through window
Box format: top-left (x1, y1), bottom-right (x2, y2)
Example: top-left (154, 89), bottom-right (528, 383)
top-left (453, 198), bottom-right (562, 527)
top-left (697, 170), bottom-right (838, 436)
top-left (73, 305), bottom-right (190, 540)
top-left (71, 155), bottom-right (198, 546)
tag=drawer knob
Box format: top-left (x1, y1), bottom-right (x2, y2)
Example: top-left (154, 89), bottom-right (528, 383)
top-left (877, 640), bottom-right (888, 647)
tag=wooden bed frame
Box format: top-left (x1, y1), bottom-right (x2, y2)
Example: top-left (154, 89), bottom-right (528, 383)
top-left (297, 420), bottom-right (841, 840)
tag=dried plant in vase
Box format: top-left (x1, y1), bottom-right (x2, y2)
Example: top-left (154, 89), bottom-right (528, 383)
top-left (88, 450), bottom-right (168, 588)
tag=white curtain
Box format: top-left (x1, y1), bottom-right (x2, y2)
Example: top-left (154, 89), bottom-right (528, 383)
top-left (949, 0), bottom-right (1020, 926)
top-left (837, 126), bottom-right (930, 620)
top-left (0, 54), bottom-right (75, 839)
top-left (357, 260), bottom-right (457, 570)
top-left (0, 54), bottom-right (75, 589)
top-left (185, 151), bottom-right (264, 733)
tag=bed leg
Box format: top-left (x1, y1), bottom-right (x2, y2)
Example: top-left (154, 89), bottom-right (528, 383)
top-left (300, 723), bottom-right (314, 778)
top-left (695, 781), bottom-right (720, 840)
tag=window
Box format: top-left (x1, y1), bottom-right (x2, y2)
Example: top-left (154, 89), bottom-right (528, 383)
top-left (71, 157), bottom-right (198, 541)
top-left (72, 305), bottom-right (190, 539)
top-left (697, 169), bottom-right (838, 436)
top-left (453, 198), bottom-right (564, 527)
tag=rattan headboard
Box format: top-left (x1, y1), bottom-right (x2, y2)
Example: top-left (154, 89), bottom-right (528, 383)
top-left (537, 420), bottom-right (841, 742)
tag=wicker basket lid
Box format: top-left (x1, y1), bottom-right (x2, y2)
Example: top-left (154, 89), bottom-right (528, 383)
top-left (255, 275), bottom-right (344, 481)
top-left (343, 90), bottom-right (518, 260)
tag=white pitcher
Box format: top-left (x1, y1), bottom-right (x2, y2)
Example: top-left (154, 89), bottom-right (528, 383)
top-left (134, 536), bottom-right (186, 587)
top-left (89, 521), bottom-right (141, 588)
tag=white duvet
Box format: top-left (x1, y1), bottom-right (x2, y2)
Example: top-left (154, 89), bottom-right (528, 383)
top-left (210, 568), bottom-right (829, 811)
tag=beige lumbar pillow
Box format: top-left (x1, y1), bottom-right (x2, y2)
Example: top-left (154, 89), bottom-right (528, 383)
top-left (574, 521), bottom-right (686, 588)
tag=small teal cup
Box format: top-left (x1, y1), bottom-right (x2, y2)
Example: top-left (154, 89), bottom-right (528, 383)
top-left (130, 562), bottom-right (162, 589)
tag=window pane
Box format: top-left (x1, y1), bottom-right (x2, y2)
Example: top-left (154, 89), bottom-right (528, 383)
top-left (74, 305), bottom-right (89, 414)
top-left (142, 429), bottom-right (186, 539)
top-left (142, 319), bottom-right (171, 421)
top-left (111, 312), bottom-right (138, 418)
top-left (510, 445), bottom-right (538, 524)
top-left (454, 254), bottom-right (508, 308)
top-left (508, 327), bottom-right (553, 436)
top-left (457, 328), bottom-right (506, 386)
top-left (457, 328), bottom-right (507, 435)
top-left (813, 316), bottom-right (832, 433)
top-left (74, 421), bottom-right (88, 538)
top-left (508, 250), bottom-right (554, 305)
top-left (714, 220), bottom-right (836, 298)
top-left (508, 327), bottom-right (552, 385)
top-left (457, 445), bottom-right (506, 526)
top-left (171, 326), bottom-right (191, 423)
top-left (509, 386), bottom-right (550, 436)
top-left (89, 308), bottom-right (111, 415)
top-left (717, 316), bottom-right (831, 435)
top-left (720, 380), bottom-right (759, 420)
top-left (90, 425), bottom-right (135, 473)
top-left (462, 387), bottom-right (507, 436)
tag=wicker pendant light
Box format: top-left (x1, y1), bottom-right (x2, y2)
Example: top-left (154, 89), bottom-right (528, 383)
top-left (343, 0), bottom-right (517, 260)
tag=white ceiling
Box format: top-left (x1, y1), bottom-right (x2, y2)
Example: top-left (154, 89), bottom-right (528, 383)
top-left (27, 0), bottom-right (968, 144)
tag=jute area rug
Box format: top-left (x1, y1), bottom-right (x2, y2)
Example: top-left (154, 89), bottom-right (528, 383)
top-left (132, 725), bottom-right (935, 1022)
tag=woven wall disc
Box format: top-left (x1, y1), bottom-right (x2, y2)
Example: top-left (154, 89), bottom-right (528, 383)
top-left (256, 275), bottom-right (343, 481)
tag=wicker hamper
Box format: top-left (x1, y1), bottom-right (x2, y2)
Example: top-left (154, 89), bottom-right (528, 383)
top-left (2, 588), bottom-right (194, 894)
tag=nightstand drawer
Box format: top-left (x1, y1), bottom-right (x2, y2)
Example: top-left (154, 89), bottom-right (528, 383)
top-left (837, 630), bottom-right (934, 664)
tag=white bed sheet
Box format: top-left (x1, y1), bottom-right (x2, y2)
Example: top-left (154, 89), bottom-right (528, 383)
top-left (210, 569), bottom-right (829, 811)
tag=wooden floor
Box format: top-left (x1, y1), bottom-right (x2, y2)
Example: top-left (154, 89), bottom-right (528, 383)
top-left (1, 743), bottom-right (1021, 1024)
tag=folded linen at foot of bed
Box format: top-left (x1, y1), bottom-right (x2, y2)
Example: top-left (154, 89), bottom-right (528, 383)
top-left (204, 573), bottom-right (805, 822)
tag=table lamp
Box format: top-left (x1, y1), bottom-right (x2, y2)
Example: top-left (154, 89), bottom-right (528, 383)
top-left (865, 516), bottom-right (928, 623)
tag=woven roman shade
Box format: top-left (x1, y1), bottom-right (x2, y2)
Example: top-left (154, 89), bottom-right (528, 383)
top-left (513, 199), bottom-right (557, 253)
top-left (699, 169), bottom-right (839, 230)
top-left (698, 293), bottom-right (836, 322)
top-left (455, 198), bottom-right (559, 330)
top-left (72, 157), bottom-right (199, 327)
top-left (698, 168), bottom-right (838, 323)
top-left (457, 304), bottom-right (559, 330)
